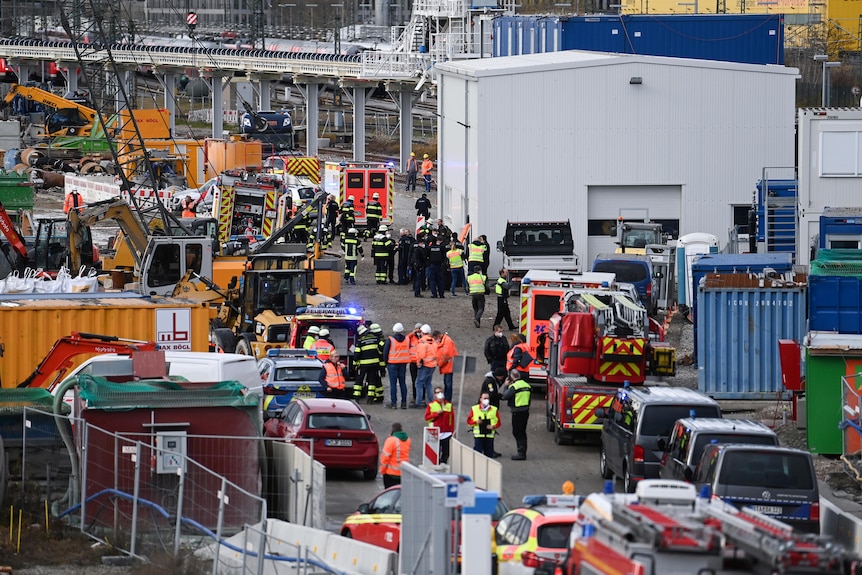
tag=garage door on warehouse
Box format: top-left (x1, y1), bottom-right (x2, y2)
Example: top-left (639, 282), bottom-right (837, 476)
top-left (586, 186), bottom-right (681, 266)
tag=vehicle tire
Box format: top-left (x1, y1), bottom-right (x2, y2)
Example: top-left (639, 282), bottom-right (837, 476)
top-left (553, 424), bottom-right (567, 446)
top-left (546, 410), bottom-right (554, 432)
top-left (362, 467), bottom-right (378, 481)
top-left (341, 529), bottom-right (352, 539)
top-left (235, 339), bottom-right (252, 356)
top-left (623, 463), bottom-right (636, 494)
top-left (599, 444), bottom-right (613, 479)
top-left (211, 327), bottom-right (236, 353)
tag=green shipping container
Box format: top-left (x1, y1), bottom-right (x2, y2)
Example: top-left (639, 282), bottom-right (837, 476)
top-left (0, 170), bottom-right (34, 213)
top-left (805, 331), bottom-right (862, 455)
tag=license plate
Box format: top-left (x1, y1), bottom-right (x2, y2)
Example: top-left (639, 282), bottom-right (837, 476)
top-left (295, 391), bottom-right (317, 398)
top-left (751, 505), bottom-right (782, 515)
top-left (325, 439), bottom-right (352, 447)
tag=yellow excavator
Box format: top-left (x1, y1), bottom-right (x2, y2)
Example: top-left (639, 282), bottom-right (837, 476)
top-left (3, 84), bottom-right (98, 138)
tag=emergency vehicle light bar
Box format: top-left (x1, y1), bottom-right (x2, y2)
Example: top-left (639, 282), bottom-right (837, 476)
top-left (266, 348), bottom-right (318, 358)
top-left (299, 306), bottom-right (359, 316)
top-left (522, 494), bottom-right (582, 508)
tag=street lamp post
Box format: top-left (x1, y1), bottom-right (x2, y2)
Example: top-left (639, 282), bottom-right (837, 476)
top-left (331, 3), bottom-right (343, 53)
top-left (280, 3), bottom-right (296, 37)
top-left (307, 4), bottom-right (319, 39)
top-left (814, 54), bottom-right (841, 107)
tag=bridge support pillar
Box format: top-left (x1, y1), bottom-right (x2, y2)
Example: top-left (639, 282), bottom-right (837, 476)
top-left (295, 79), bottom-right (324, 157)
top-left (163, 73), bottom-right (176, 135)
top-left (62, 63), bottom-right (78, 95)
top-left (210, 73), bottom-right (230, 139)
top-left (339, 81), bottom-right (376, 161)
top-left (387, 82), bottom-right (422, 173)
top-left (259, 78), bottom-right (272, 111)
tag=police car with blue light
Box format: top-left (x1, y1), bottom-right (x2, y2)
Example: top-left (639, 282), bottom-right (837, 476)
top-left (257, 348), bottom-right (325, 420)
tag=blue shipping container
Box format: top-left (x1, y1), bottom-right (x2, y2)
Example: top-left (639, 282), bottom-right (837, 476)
top-left (495, 16), bottom-right (563, 56)
top-left (697, 287), bottom-right (806, 399)
top-left (494, 14), bottom-right (784, 64)
top-left (808, 275), bottom-right (862, 334)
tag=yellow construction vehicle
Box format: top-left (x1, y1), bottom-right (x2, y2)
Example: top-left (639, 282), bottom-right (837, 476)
top-left (4, 84), bottom-right (97, 138)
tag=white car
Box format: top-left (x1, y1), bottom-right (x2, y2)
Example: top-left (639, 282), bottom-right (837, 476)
top-left (170, 177), bottom-right (220, 213)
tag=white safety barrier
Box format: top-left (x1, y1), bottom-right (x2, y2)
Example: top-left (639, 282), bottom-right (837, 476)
top-left (64, 173), bottom-right (175, 208)
top-left (267, 441), bottom-right (326, 529)
top-left (198, 519), bottom-right (397, 575)
top-left (449, 438), bottom-right (502, 493)
top-left (820, 489), bottom-right (862, 556)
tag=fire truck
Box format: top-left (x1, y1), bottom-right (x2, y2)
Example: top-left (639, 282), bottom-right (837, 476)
top-left (211, 171), bottom-right (279, 244)
top-left (544, 285), bottom-right (675, 444)
top-left (564, 480), bottom-right (854, 575)
top-left (327, 161), bottom-right (395, 228)
top-left (287, 305), bottom-right (364, 377)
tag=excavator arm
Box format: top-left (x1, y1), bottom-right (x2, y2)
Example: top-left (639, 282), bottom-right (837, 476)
top-left (17, 331), bottom-right (158, 390)
top-left (0, 200), bottom-right (29, 259)
top-left (67, 199), bottom-right (149, 270)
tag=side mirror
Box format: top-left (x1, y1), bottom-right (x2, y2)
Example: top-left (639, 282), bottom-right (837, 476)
top-left (496, 240), bottom-right (504, 252)
top-left (683, 467), bottom-right (694, 482)
top-left (357, 503), bottom-right (370, 514)
top-left (657, 438), bottom-right (666, 451)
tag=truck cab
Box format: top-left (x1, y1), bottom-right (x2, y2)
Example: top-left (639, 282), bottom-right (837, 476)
top-left (496, 221), bottom-right (578, 283)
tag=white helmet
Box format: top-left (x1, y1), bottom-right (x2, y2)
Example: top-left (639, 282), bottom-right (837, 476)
top-left (348, 228), bottom-right (358, 234)
top-left (319, 328), bottom-right (330, 337)
top-left (421, 324), bottom-right (431, 334)
top-left (378, 224), bottom-right (388, 232)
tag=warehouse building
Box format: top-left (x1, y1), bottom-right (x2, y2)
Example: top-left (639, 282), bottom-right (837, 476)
top-left (435, 51), bottom-right (797, 272)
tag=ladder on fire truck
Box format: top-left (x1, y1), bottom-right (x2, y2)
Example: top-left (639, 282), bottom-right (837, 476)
top-left (587, 482), bottom-right (848, 575)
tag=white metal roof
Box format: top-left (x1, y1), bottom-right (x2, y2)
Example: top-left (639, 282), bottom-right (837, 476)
top-left (805, 331), bottom-right (862, 352)
top-left (435, 50), bottom-right (797, 79)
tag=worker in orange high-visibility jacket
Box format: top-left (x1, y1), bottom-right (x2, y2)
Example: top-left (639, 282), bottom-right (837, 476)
top-left (434, 330), bottom-right (458, 402)
top-left (506, 333), bottom-right (534, 381)
top-left (318, 351), bottom-right (347, 398)
top-left (63, 188), bottom-right (84, 214)
top-left (383, 322), bottom-right (411, 409)
top-left (380, 422), bottom-right (411, 488)
top-left (413, 324), bottom-right (437, 407)
top-left (421, 154), bottom-right (433, 193)
top-left (312, 328), bottom-right (336, 360)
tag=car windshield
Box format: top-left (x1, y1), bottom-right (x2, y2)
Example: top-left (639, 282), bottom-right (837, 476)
top-left (536, 522), bottom-right (574, 549)
top-left (307, 413), bottom-right (368, 431)
top-left (690, 433), bottom-right (777, 464)
top-left (593, 262), bottom-right (647, 283)
top-left (274, 366), bottom-right (321, 382)
top-left (718, 451), bottom-right (814, 489)
top-left (640, 405), bottom-right (721, 437)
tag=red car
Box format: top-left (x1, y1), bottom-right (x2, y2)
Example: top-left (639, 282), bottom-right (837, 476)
top-left (263, 398), bottom-right (379, 480)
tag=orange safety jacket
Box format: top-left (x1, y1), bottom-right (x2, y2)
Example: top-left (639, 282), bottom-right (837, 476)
top-left (387, 336), bottom-right (411, 364)
top-left (506, 342), bottom-right (531, 371)
top-left (421, 158), bottom-right (433, 176)
top-left (415, 336), bottom-right (438, 368)
top-left (63, 192), bottom-right (83, 214)
top-left (312, 338), bottom-right (335, 359)
top-left (380, 434), bottom-right (411, 476)
top-left (436, 334), bottom-right (458, 375)
top-left (408, 331), bottom-right (422, 362)
top-left (322, 361), bottom-right (345, 390)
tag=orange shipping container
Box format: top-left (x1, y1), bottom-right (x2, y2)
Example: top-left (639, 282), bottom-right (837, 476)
top-left (0, 296), bottom-right (211, 388)
top-left (117, 108), bottom-right (172, 140)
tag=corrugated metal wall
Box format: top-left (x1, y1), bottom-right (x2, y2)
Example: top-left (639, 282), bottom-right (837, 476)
top-left (696, 287), bottom-right (807, 399)
top-left (436, 53), bottom-right (796, 275)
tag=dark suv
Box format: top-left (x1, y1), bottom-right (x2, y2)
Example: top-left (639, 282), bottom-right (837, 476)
top-left (598, 386), bottom-right (720, 493)
top-left (658, 417), bottom-right (778, 482)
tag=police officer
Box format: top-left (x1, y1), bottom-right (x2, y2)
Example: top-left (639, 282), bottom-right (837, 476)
top-left (467, 237), bottom-right (486, 273)
top-left (415, 193), bottom-right (432, 222)
top-left (447, 242), bottom-right (467, 296)
top-left (467, 268), bottom-right (487, 328)
top-left (366, 192), bottom-right (383, 239)
top-left (501, 369), bottom-right (531, 460)
top-left (425, 236), bottom-right (445, 298)
top-left (343, 227), bottom-right (364, 285)
top-left (493, 268), bottom-right (517, 330)
top-left (397, 229), bottom-right (415, 286)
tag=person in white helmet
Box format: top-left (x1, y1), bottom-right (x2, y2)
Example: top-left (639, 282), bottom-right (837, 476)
top-left (343, 227), bottom-right (364, 285)
top-left (303, 325), bottom-right (320, 350)
top-left (383, 323), bottom-right (410, 408)
top-left (366, 192), bottom-right (383, 239)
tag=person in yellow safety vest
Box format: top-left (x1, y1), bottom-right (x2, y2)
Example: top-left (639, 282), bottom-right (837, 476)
top-left (303, 326), bottom-right (320, 350)
top-left (343, 228), bottom-right (364, 285)
top-left (353, 325), bottom-right (384, 403)
top-left (506, 333), bottom-right (534, 381)
top-left (467, 391), bottom-right (501, 458)
top-left (383, 323), bottom-right (410, 409)
top-left (366, 192), bottom-right (383, 239)
top-left (501, 369), bottom-right (532, 460)
top-left (467, 269), bottom-right (488, 329)
top-left (312, 328), bottom-right (336, 360)
top-left (371, 231), bottom-right (389, 285)
top-left (318, 351), bottom-right (347, 399)
top-left (446, 241), bottom-right (467, 297)
top-left (467, 238), bottom-right (486, 274)
top-left (380, 422), bottom-right (411, 488)
top-left (425, 385), bottom-right (455, 464)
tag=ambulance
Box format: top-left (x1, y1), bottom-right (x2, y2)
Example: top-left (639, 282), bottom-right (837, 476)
top-left (325, 161), bottom-right (395, 227)
top-left (518, 270), bottom-right (617, 385)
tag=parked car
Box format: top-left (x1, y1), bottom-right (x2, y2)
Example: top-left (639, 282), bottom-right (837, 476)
top-left (598, 386), bottom-right (721, 493)
top-left (658, 417), bottom-right (778, 482)
top-left (591, 253), bottom-right (657, 313)
top-left (495, 494), bottom-right (582, 575)
top-left (692, 443), bottom-right (820, 534)
top-left (169, 177), bottom-right (219, 214)
top-left (257, 348), bottom-right (325, 420)
top-left (341, 484), bottom-right (509, 552)
top-left (263, 398), bottom-right (379, 480)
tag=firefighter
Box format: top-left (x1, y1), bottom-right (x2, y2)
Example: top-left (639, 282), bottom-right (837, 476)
top-left (63, 188), bottom-right (84, 214)
top-left (303, 325), bottom-right (320, 350)
top-left (366, 192), bottom-right (383, 239)
top-left (405, 151), bottom-right (419, 192)
top-left (383, 227), bottom-right (397, 284)
top-left (353, 325), bottom-right (383, 403)
top-left (506, 333), bottom-right (534, 381)
top-left (501, 369), bottom-right (532, 460)
top-left (371, 228), bottom-right (389, 284)
top-left (370, 322), bottom-right (387, 404)
top-left (343, 227), bottom-right (363, 285)
top-left (318, 351), bottom-right (347, 399)
top-left (467, 391), bottom-right (501, 458)
top-left (446, 241), bottom-right (467, 296)
top-left (312, 328), bottom-right (335, 360)
top-left (467, 237), bottom-right (486, 273)
top-left (292, 206), bottom-right (309, 244)
top-left (493, 268), bottom-right (517, 330)
top-left (467, 268), bottom-right (487, 328)
top-left (425, 385), bottom-right (454, 465)
top-left (339, 195), bottom-right (355, 242)
top-left (421, 153), bottom-right (433, 193)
